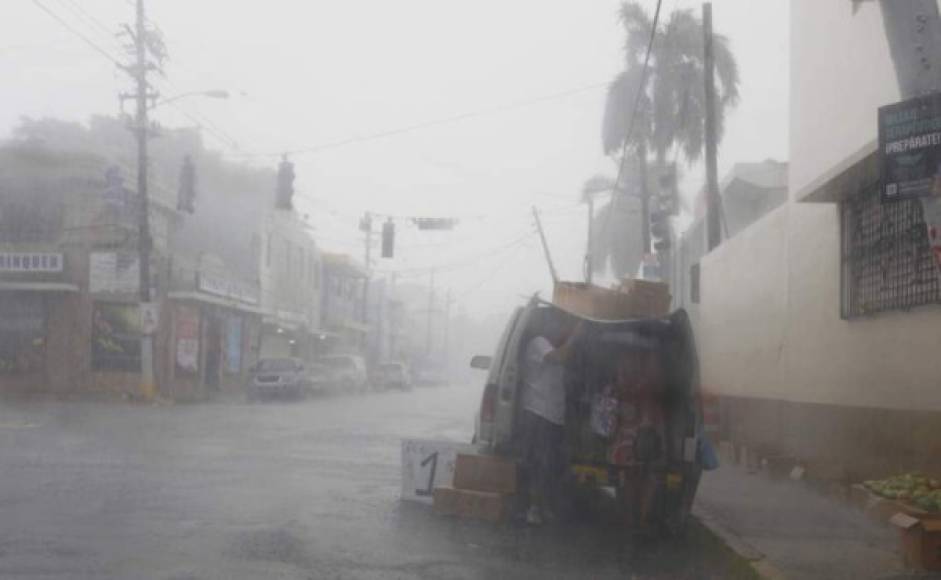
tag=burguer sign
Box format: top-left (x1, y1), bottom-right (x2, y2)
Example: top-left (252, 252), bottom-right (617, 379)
top-left (879, 92), bottom-right (941, 202)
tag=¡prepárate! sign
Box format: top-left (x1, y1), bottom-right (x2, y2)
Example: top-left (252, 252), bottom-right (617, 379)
top-left (879, 92), bottom-right (941, 202)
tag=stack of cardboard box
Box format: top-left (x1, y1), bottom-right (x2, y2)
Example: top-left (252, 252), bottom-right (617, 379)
top-left (552, 278), bottom-right (671, 320)
top-left (432, 453), bottom-right (517, 522)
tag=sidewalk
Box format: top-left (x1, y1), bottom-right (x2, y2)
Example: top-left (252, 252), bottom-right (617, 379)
top-left (694, 462), bottom-right (920, 580)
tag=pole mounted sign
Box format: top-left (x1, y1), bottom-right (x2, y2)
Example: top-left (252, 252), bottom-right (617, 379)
top-left (879, 92), bottom-right (941, 202)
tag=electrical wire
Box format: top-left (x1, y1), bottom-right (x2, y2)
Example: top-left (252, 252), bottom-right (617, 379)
top-left (601, 0), bottom-right (664, 246)
top-left (31, 0), bottom-right (124, 68)
top-left (227, 81), bottom-right (608, 159)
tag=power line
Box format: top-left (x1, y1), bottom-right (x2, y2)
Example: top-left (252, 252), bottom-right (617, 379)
top-left (601, 0), bottom-right (664, 247)
top-left (31, 0), bottom-right (124, 68)
top-left (55, 0), bottom-right (123, 52)
top-left (228, 81), bottom-right (609, 159)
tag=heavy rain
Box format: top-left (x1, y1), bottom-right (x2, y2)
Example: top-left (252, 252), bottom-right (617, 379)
top-left (0, 1), bottom-right (938, 579)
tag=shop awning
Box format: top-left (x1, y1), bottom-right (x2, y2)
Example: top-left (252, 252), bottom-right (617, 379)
top-left (0, 281), bottom-right (80, 292)
top-left (167, 291), bottom-right (265, 314)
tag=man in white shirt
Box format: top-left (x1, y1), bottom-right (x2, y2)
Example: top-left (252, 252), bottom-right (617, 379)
top-left (520, 318), bottom-right (580, 525)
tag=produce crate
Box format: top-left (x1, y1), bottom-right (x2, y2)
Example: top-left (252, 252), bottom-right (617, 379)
top-left (890, 512), bottom-right (941, 571)
top-left (553, 280), bottom-right (670, 320)
top-left (432, 486), bottom-right (508, 522)
top-left (452, 453), bottom-right (518, 495)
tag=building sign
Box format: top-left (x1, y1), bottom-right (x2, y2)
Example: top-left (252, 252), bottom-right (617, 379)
top-left (89, 252), bottom-right (139, 295)
top-left (175, 305), bottom-right (200, 376)
top-left (197, 273), bottom-right (260, 305)
top-left (879, 92), bottom-right (941, 201)
top-left (91, 302), bottom-right (141, 372)
top-left (0, 252), bottom-right (63, 273)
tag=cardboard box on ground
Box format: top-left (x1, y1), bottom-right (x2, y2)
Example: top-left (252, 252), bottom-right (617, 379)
top-left (433, 487), bottom-right (508, 522)
top-left (553, 278), bottom-right (671, 320)
top-left (890, 512), bottom-right (941, 571)
top-left (432, 454), bottom-right (518, 522)
top-left (452, 453), bottom-right (517, 494)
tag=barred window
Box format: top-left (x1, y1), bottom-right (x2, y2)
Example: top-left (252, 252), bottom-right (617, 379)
top-left (840, 183), bottom-right (941, 318)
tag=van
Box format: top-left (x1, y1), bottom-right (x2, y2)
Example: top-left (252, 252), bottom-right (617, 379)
top-left (469, 297), bottom-right (704, 533)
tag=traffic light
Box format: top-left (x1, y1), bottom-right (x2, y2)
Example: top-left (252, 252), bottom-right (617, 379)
top-left (650, 207), bottom-right (671, 251)
top-left (657, 164), bottom-right (679, 216)
top-left (381, 219), bottom-right (395, 258)
top-left (276, 155), bottom-right (295, 210)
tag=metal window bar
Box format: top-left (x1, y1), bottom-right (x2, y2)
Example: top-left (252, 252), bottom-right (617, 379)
top-left (841, 183), bottom-right (941, 318)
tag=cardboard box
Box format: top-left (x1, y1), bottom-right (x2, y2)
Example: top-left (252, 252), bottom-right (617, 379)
top-left (890, 512), bottom-right (941, 571)
top-left (452, 453), bottom-right (517, 494)
top-left (552, 280), bottom-right (671, 320)
top-left (432, 486), bottom-right (508, 522)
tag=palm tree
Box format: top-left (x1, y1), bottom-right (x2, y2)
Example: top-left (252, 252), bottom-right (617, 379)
top-left (590, 2), bottom-right (740, 277)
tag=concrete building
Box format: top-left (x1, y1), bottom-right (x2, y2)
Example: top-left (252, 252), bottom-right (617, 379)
top-left (697, 1), bottom-right (941, 477)
top-left (257, 210), bottom-right (324, 361)
top-left (320, 253), bottom-right (368, 354)
top-left (672, 160), bottom-right (788, 317)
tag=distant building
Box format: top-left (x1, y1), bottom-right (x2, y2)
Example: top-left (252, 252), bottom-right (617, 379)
top-left (671, 159), bottom-right (788, 314)
top-left (321, 253), bottom-right (368, 354)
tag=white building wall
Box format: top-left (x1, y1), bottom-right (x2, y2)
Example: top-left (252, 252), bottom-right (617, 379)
top-left (698, 0), bottom-right (941, 415)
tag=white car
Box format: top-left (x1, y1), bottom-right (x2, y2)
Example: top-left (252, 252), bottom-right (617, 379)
top-left (319, 354), bottom-right (368, 393)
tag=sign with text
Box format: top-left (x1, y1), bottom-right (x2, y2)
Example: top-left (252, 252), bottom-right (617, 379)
top-left (400, 439), bottom-right (476, 504)
top-left (0, 252), bottom-right (63, 273)
top-left (879, 92), bottom-right (941, 201)
top-left (197, 273), bottom-right (260, 305)
top-left (89, 252), bottom-right (139, 295)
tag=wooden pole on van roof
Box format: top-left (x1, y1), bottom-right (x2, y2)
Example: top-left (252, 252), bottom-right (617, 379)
top-left (532, 207), bottom-right (559, 284)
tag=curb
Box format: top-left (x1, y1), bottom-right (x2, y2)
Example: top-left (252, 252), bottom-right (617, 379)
top-left (693, 504), bottom-right (789, 580)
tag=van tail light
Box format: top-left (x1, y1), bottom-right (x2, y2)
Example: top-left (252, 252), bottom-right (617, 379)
top-left (480, 383), bottom-right (498, 423)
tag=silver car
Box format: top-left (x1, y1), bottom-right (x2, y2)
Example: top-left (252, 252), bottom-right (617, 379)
top-left (248, 357), bottom-right (311, 400)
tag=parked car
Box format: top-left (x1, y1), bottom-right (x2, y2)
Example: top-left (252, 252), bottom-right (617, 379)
top-left (377, 362), bottom-right (412, 391)
top-left (318, 354), bottom-right (369, 393)
top-left (469, 297), bottom-right (703, 534)
top-left (412, 366), bottom-right (450, 387)
top-left (248, 357), bottom-right (313, 400)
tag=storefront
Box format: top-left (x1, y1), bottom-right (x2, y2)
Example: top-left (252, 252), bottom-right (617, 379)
top-left (0, 250), bottom-right (80, 394)
top-left (166, 276), bottom-right (261, 400)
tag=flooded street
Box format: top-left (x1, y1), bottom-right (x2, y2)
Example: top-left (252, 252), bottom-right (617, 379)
top-left (0, 387), bottom-right (749, 579)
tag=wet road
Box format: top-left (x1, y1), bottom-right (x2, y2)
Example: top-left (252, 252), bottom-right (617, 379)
top-left (0, 386), bottom-right (752, 579)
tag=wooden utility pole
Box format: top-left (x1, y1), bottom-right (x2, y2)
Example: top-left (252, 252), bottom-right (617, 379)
top-left (362, 212), bottom-right (372, 325)
top-left (585, 194), bottom-right (594, 284)
top-left (131, 0), bottom-right (156, 399)
top-left (425, 269), bottom-right (435, 355)
top-left (703, 2), bottom-right (721, 251)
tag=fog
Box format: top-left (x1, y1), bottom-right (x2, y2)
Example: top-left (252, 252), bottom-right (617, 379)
top-left (2, 0), bottom-right (788, 322)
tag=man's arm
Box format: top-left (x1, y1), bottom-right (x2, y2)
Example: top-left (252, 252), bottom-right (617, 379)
top-left (544, 321), bottom-right (585, 363)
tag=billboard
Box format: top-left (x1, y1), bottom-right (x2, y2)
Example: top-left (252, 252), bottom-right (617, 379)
top-left (879, 92), bottom-right (941, 202)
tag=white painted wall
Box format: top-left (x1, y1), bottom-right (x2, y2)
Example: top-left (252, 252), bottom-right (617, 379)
top-left (789, 0), bottom-right (898, 199)
top-left (698, 0), bottom-right (941, 412)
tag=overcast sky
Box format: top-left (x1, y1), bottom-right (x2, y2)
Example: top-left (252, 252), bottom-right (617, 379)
top-left (3, 0), bottom-right (788, 319)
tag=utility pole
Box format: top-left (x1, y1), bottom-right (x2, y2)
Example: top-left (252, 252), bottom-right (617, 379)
top-left (130, 0), bottom-right (157, 399)
top-left (443, 289), bottom-right (453, 375)
top-left (585, 194), bottom-right (594, 284)
top-left (703, 2), bottom-right (721, 252)
top-left (425, 269), bottom-right (435, 356)
top-left (362, 212), bottom-right (372, 325)
top-left (638, 145), bottom-right (651, 257)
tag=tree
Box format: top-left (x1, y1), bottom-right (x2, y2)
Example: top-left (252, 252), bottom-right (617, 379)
top-left (591, 2), bottom-right (740, 276)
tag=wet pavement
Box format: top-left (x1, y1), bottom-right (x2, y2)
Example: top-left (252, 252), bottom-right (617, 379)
top-left (0, 385), bottom-right (753, 579)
